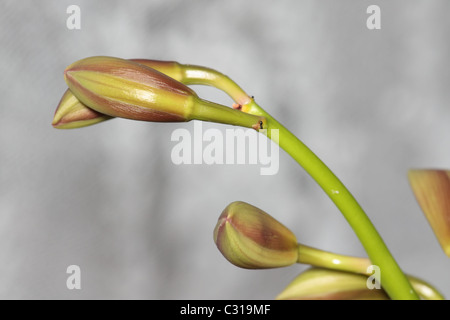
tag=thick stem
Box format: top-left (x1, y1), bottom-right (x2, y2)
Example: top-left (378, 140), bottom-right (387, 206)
top-left (191, 97), bottom-right (265, 129)
top-left (177, 65), bottom-right (425, 299)
top-left (242, 100), bottom-right (418, 300)
top-left (181, 65), bottom-right (419, 299)
top-left (138, 62), bottom-right (420, 299)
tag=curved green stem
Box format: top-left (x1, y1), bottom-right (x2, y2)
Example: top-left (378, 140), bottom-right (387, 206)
top-left (192, 98), bottom-right (264, 129)
top-left (240, 100), bottom-right (418, 300)
top-left (179, 65), bottom-right (419, 299)
top-left (61, 60), bottom-right (421, 299)
top-left (180, 65), bottom-right (251, 106)
top-left (296, 244), bottom-right (444, 300)
top-left (179, 65), bottom-right (420, 299)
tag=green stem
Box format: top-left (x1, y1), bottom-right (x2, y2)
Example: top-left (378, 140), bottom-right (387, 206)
top-left (192, 98), bottom-right (264, 129)
top-left (180, 65), bottom-right (251, 106)
top-left (296, 244), bottom-right (444, 300)
top-left (179, 65), bottom-right (419, 299)
top-left (298, 244), bottom-right (371, 275)
top-left (242, 100), bottom-right (418, 300)
top-left (180, 64), bottom-right (420, 299)
top-left (134, 62), bottom-right (421, 299)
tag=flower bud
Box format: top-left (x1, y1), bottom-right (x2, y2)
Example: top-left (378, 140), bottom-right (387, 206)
top-left (63, 56), bottom-right (265, 129)
top-left (52, 59), bottom-right (184, 129)
top-left (64, 56), bottom-right (197, 122)
top-left (52, 89), bottom-right (112, 129)
top-left (213, 201), bottom-right (298, 269)
top-left (408, 169), bottom-right (450, 257)
top-left (276, 268), bottom-right (390, 300)
top-left (53, 59), bottom-right (254, 129)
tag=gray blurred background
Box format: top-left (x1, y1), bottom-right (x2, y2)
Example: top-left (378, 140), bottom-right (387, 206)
top-left (1, 0), bottom-right (449, 299)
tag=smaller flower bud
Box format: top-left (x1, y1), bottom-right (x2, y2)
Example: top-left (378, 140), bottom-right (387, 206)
top-left (52, 89), bottom-right (112, 129)
top-left (408, 169), bottom-right (450, 257)
top-left (213, 201), bottom-right (298, 269)
top-left (276, 268), bottom-right (390, 300)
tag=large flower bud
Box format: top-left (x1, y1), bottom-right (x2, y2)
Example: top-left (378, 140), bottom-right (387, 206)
top-left (52, 59), bottom-right (183, 129)
top-left (63, 56), bottom-right (264, 129)
top-left (213, 201), bottom-right (298, 269)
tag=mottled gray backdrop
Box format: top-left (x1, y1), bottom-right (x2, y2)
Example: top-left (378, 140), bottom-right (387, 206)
top-left (1, 0), bottom-right (449, 299)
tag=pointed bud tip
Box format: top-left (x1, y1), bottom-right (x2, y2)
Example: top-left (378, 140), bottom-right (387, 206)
top-left (52, 89), bottom-right (112, 129)
top-left (63, 62), bottom-right (77, 81)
